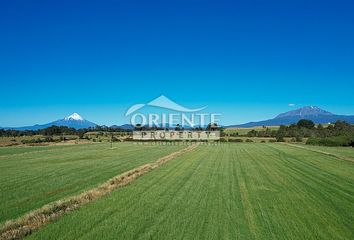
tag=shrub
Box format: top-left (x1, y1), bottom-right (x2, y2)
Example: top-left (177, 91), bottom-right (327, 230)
top-left (229, 138), bottom-right (243, 142)
top-left (297, 119), bottom-right (315, 129)
top-left (123, 137), bottom-right (134, 142)
top-left (306, 136), bottom-right (354, 147)
top-left (112, 136), bottom-right (119, 142)
top-left (276, 136), bottom-right (285, 142)
top-left (295, 136), bottom-right (303, 142)
top-left (245, 139), bottom-right (253, 143)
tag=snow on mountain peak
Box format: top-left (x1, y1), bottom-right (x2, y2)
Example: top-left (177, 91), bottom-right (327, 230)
top-left (65, 113), bottom-right (84, 121)
top-left (275, 106), bottom-right (333, 119)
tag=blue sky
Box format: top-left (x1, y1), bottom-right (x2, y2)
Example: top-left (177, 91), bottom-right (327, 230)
top-left (0, 0), bottom-right (353, 127)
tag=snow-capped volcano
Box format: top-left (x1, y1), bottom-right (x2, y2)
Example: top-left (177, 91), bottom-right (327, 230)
top-left (3, 113), bottom-right (97, 130)
top-left (49, 113), bottom-right (96, 129)
top-left (275, 106), bottom-right (333, 119)
top-left (64, 113), bottom-right (84, 121)
top-left (227, 106), bottom-right (354, 128)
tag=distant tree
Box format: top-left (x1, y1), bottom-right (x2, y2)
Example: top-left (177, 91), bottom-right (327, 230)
top-left (206, 123), bottom-right (218, 131)
top-left (247, 130), bottom-right (257, 137)
top-left (264, 128), bottom-right (272, 137)
top-left (316, 124), bottom-right (326, 137)
top-left (134, 124), bottom-right (142, 131)
top-left (295, 135), bottom-right (303, 142)
top-left (297, 119), bottom-right (315, 129)
top-left (276, 135), bottom-right (285, 142)
top-left (334, 120), bottom-right (350, 131)
top-left (276, 125), bottom-right (287, 142)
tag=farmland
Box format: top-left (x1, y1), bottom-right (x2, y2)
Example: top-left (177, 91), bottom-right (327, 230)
top-left (11, 143), bottom-right (353, 240)
top-left (0, 143), bottom-right (184, 223)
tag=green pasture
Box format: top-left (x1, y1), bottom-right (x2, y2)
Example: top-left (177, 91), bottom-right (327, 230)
top-left (27, 143), bottom-right (354, 240)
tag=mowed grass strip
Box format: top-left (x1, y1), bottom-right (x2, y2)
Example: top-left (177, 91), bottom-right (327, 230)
top-left (0, 143), bottom-right (184, 222)
top-left (284, 143), bottom-right (354, 161)
top-left (28, 143), bottom-right (354, 240)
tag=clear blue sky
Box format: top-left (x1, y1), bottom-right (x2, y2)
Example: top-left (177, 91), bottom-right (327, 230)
top-left (1, 0), bottom-right (353, 127)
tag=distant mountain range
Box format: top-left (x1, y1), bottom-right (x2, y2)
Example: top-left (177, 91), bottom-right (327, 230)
top-left (110, 124), bottom-right (134, 130)
top-left (228, 106), bottom-right (354, 128)
top-left (1, 106), bottom-right (354, 130)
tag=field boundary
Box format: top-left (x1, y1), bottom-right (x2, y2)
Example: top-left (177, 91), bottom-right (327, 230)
top-left (0, 144), bottom-right (198, 240)
top-left (283, 143), bottom-right (354, 163)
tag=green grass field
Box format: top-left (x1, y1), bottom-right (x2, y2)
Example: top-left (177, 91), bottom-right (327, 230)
top-left (290, 143), bottom-right (354, 159)
top-left (0, 143), bottom-right (184, 223)
top-left (23, 143), bottom-right (354, 240)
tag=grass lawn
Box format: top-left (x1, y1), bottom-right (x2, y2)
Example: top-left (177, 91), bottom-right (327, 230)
top-left (0, 143), bottom-right (184, 223)
top-left (28, 143), bottom-right (354, 240)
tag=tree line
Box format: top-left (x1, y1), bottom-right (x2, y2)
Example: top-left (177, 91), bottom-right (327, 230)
top-left (0, 125), bottom-right (129, 138)
top-left (1, 120), bottom-right (353, 147)
top-left (245, 119), bottom-right (354, 146)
